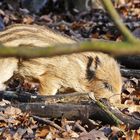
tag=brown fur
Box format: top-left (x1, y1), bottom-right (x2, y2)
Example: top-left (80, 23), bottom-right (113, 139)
top-left (0, 24), bottom-right (122, 103)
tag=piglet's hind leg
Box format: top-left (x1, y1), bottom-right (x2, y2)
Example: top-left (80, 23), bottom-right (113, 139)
top-left (38, 73), bottom-right (61, 96)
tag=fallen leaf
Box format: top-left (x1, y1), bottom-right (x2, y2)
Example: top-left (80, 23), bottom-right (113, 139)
top-left (13, 128), bottom-right (27, 140)
top-left (78, 129), bottom-right (107, 140)
top-left (4, 106), bottom-right (21, 117)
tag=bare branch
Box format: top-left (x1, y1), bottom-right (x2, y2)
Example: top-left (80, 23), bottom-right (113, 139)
top-left (101, 0), bottom-right (138, 43)
top-left (0, 40), bottom-right (140, 58)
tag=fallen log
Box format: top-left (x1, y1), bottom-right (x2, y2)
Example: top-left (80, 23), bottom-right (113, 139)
top-left (0, 91), bottom-right (139, 129)
top-left (18, 102), bottom-right (121, 125)
top-left (120, 68), bottom-right (140, 78)
top-left (0, 91), bottom-right (90, 103)
top-left (117, 55), bottom-right (140, 69)
top-left (18, 101), bottom-right (140, 129)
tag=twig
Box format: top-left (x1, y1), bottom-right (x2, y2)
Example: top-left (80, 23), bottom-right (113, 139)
top-left (100, 99), bottom-right (140, 129)
top-left (32, 115), bottom-right (65, 132)
top-left (74, 121), bottom-right (87, 132)
top-left (102, 0), bottom-right (138, 43)
top-left (93, 100), bottom-right (122, 126)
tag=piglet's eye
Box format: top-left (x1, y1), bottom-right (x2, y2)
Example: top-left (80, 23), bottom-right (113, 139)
top-left (103, 82), bottom-right (113, 91)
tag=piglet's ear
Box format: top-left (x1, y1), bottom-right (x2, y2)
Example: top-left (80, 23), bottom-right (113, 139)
top-left (95, 56), bottom-right (101, 69)
top-left (86, 56), bottom-right (101, 81)
top-left (86, 56), bottom-right (95, 81)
